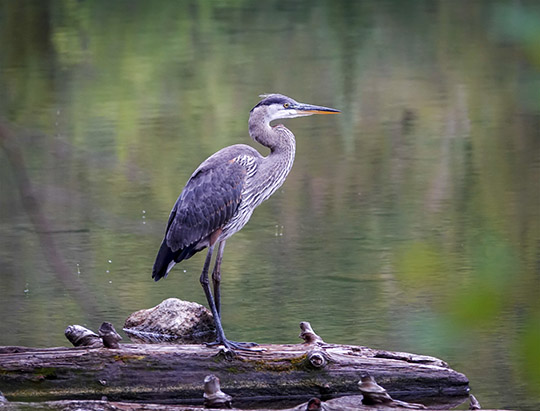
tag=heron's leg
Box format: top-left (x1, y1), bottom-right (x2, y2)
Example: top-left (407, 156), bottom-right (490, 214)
top-left (200, 245), bottom-right (259, 351)
top-left (200, 245), bottom-right (227, 342)
top-left (211, 240), bottom-right (226, 317)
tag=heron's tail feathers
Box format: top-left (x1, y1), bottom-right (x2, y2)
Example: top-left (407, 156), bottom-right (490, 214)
top-left (151, 240), bottom-right (199, 281)
top-left (152, 240), bottom-right (175, 281)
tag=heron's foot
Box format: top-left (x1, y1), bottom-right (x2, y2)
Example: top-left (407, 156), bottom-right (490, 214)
top-left (207, 338), bottom-right (262, 351)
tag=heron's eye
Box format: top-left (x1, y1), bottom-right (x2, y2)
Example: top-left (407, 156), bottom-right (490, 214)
top-left (283, 103), bottom-right (290, 108)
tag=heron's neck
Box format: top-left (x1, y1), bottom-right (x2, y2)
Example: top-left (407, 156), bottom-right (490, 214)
top-left (248, 114), bottom-right (296, 202)
top-left (248, 114), bottom-right (296, 155)
top-left (249, 116), bottom-right (295, 162)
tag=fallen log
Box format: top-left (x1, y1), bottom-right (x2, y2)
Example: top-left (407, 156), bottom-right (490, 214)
top-left (0, 398), bottom-right (511, 411)
top-left (0, 341), bottom-right (468, 408)
top-left (0, 392), bottom-right (512, 411)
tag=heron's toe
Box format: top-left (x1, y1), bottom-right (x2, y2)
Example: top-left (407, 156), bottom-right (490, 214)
top-left (207, 339), bottom-right (263, 352)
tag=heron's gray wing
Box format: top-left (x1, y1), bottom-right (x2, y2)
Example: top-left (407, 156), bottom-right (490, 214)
top-left (165, 159), bottom-right (249, 252)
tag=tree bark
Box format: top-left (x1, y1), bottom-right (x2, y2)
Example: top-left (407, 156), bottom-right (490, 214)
top-left (0, 342), bottom-right (468, 408)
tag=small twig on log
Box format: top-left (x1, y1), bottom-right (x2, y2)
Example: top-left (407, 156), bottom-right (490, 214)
top-left (358, 374), bottom-right (394, 405)
top-left (203, 374), bottom-right (232, 409)
top-left (299, 322), bottom-right (324, 345)
top-left (358, 374), bottom-right (426, 409)
top-left (65, 323), bottom-right (122, 348)
top-left (98, 322), bottom-right (122, 349)
top-left (469, 394), bottom-right (481, 410)
top-left (65, 325), bottom-right (103, 348)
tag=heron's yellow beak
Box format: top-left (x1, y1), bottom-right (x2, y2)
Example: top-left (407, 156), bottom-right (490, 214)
top-left (296, 103), bottom-right (340, 115)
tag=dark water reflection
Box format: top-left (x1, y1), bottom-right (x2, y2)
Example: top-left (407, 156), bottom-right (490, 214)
top-left (1, 1), bottom-right (539, 410)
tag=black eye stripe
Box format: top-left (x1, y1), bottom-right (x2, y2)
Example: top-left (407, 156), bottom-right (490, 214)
top-left (251, 94), bottom-right (294, 111)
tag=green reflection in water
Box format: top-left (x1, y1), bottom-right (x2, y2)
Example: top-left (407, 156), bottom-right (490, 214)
top-left (0, 1), bottom-right (539, 410)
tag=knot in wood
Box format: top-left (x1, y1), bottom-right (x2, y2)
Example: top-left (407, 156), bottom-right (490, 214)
top-left (307, 350), bottom-right (327, 369)
top-left (214, 347), bottom-right (237, 361)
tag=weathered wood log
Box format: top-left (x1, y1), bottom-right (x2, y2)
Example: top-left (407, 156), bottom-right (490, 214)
top-left (0, 341), bottom-right (468, 408)
top-left (0, 398), bottom-right (433, 411)
top-left (0, 397), bottom-right (512, 411)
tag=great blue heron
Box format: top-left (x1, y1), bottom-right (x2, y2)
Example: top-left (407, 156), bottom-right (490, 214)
top-left (152, 94), bottom-right (340, 350)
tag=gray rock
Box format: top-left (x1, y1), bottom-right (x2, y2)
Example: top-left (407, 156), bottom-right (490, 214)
top-left (124, 298), bottom-right (216, 343)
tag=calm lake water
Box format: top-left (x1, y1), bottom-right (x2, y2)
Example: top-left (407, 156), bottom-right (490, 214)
top-left (0, 1), bottom-right (539, 410)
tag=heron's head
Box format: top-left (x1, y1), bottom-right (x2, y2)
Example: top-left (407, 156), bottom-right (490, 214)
top-left (251, 94), bottom-right (340, 123)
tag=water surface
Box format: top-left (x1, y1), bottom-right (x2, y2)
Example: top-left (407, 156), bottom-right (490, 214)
top-left (0, 1), bottom-right (539, 410)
